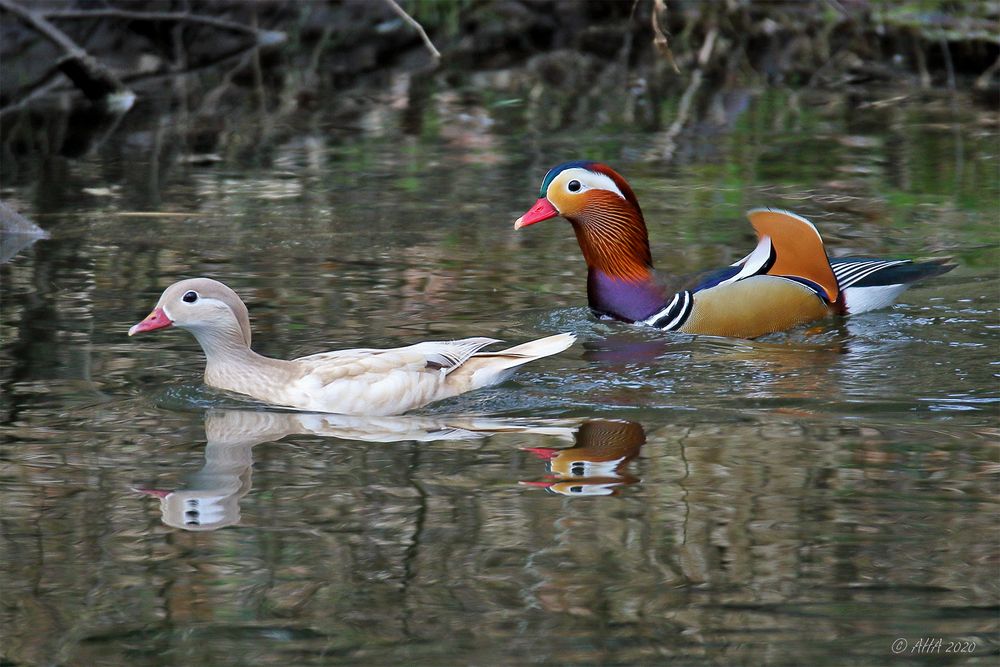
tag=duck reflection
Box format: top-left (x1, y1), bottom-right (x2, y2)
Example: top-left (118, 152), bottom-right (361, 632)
top-left (136, 409), bottom-right (577, 531)
top-left (581, 335), bottom-right (671, 365)
top-left (520, 419), bottom-right (645, 496)
top-left (1, 201), bottom-right (48, 264)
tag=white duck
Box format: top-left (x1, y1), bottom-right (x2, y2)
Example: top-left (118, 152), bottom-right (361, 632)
top-left (129, 278), bottom-right (575, 415)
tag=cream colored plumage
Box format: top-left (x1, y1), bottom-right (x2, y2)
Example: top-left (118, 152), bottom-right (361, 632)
top-left (129, 278), bottom-right (575, 415)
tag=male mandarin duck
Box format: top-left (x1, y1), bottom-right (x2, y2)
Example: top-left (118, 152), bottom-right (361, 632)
top-left (129, 278), bottom-right (575, 415)
top-left (514, 161), bottom-right (954, 339)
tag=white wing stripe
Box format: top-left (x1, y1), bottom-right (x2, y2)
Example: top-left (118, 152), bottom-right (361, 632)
top-left (833, 260), bottom-right (909, 288)
top-left (832, 261), bottom-right (881, 280)
top-left (644, 291), bottom-right (693, 331)
top-left (720, 236), bottom-right (773, 287)
top-left (833, 259), bottom-right (906, 275)
top-left (661, 291), bottom-right (693, 330)
top-left (643, 293), bottom-right (680, 326)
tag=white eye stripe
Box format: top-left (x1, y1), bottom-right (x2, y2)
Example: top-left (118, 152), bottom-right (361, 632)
top-left (552, 168), bottom-right (626, 200)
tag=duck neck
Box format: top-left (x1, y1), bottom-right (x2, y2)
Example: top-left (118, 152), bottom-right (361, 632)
top-left (187, 326), bottom-right (292, 392)
top-left (570, 208), bottom-right (664, 322)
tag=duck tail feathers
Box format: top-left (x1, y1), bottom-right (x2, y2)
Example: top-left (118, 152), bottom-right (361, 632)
top-left (839, 257), bottom-right (955, 288)
top-left (467, 333), bottom-right (576, 388)
top-left (837, 257), bottom-right (955, 314)
top-left (488, 332), bottom-right (576, 359)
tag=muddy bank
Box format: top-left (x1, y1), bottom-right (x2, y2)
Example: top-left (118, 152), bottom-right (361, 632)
top-left (1, 0), bottom-right (996, 183)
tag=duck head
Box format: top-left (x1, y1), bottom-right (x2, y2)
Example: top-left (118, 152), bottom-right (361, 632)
top-left (129, 277), bottom-right (252, 350)
top-left (515, 162), bottom-right (665, 321)
top-left (515, 161), bottom-right (652, 280)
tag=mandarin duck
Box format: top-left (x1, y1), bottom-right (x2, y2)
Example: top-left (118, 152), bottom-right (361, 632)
top-left (129, 278), bottom-right (575, 415)
top-left (514, 161), bottom-right (954, 339)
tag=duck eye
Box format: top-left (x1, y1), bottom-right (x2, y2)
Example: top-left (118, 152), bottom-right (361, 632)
top-left (182, 291), bottom-right (198, 303)
top-left (567, 180), bottom-right (582, 192)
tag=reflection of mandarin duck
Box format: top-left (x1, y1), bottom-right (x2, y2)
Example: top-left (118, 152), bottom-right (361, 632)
top-left (515, 161), bottom-right (954, 338)
top-left (137, 410), bottom-right (579, 530)
top-left (129, 278), bottom-right (574, 415)
top-left (521, 419), bottom-right (645, 496)
top-left (580, 334), bottom-right (671, 365)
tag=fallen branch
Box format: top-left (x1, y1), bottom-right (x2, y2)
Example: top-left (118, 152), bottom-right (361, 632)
top-left (0, 0), bottom-right (130, 100)
top-left (0, 67), bottom-right (62, 116)
top-left (383, 0), bottom-right (441, 63)
top-left (43, 7), bottom-right (263, 40)
top-left (0, 33), bottom-right (265, 117)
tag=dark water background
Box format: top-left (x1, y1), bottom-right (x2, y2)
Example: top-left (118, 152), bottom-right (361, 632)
top-left (2, 69), bottom-right (998, 666)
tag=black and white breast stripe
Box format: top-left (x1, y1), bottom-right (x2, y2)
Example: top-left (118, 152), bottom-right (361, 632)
top-left (642, 290), bottom-right (694, 331)
top-left (832, 260), bottom-right (909, 289)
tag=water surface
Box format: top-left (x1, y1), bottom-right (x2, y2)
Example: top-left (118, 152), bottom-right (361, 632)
top-left (2, 80), bottom-right (997, 665)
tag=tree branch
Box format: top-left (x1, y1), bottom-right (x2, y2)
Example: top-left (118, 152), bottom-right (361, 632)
top-left (0, 0), bottom-right (130, 100)
top-left (651, 0), bottom-right (680, 74)
top-left (1, 0), bottom-right (86, 56)
top-left (383, 0), bottom-right (441, 63)
top-left (43, 7), bottom-right (262, 40)
top-left (660, 27), bottom-right (717, 161)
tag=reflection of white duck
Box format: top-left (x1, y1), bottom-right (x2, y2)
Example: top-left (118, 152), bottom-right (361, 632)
top-left (0, 201), bottom-right (48, 263)
top-left (136, 409), bottom-right (578, 531)
top-left (129, 278), bottom-right (575, 415)
top-left (520, 419), bottom-right (645, 496)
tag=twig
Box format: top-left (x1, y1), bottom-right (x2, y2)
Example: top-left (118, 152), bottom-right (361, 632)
top-left (0, 0), bottom-right (130, 100)
top-left (651, 0), bottom-right (680, 74)
top-left (913, 33), bottom-right (931, 88)
top-left (939, 38), bottom-right (956, 91)
top-left (661, 27), bottom-right (717, 161)
top-left (0, 67), bottom-right (62, 116)
top-left (974, 53), bottom-right (1000, 90)
top-left (822, 0), bottom-right (851, 19)
top-left (695, 25), bottom-right (717, 69)
top-left (43, 7), bottom-right (260, 39)
top-left (1, 0), bottom-right (87, 57)
top-left (383, 0), bottom-right (441, 63)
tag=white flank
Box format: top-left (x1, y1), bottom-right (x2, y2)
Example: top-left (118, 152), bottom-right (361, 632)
top-left (843, 284), bottom-right (908, 314)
